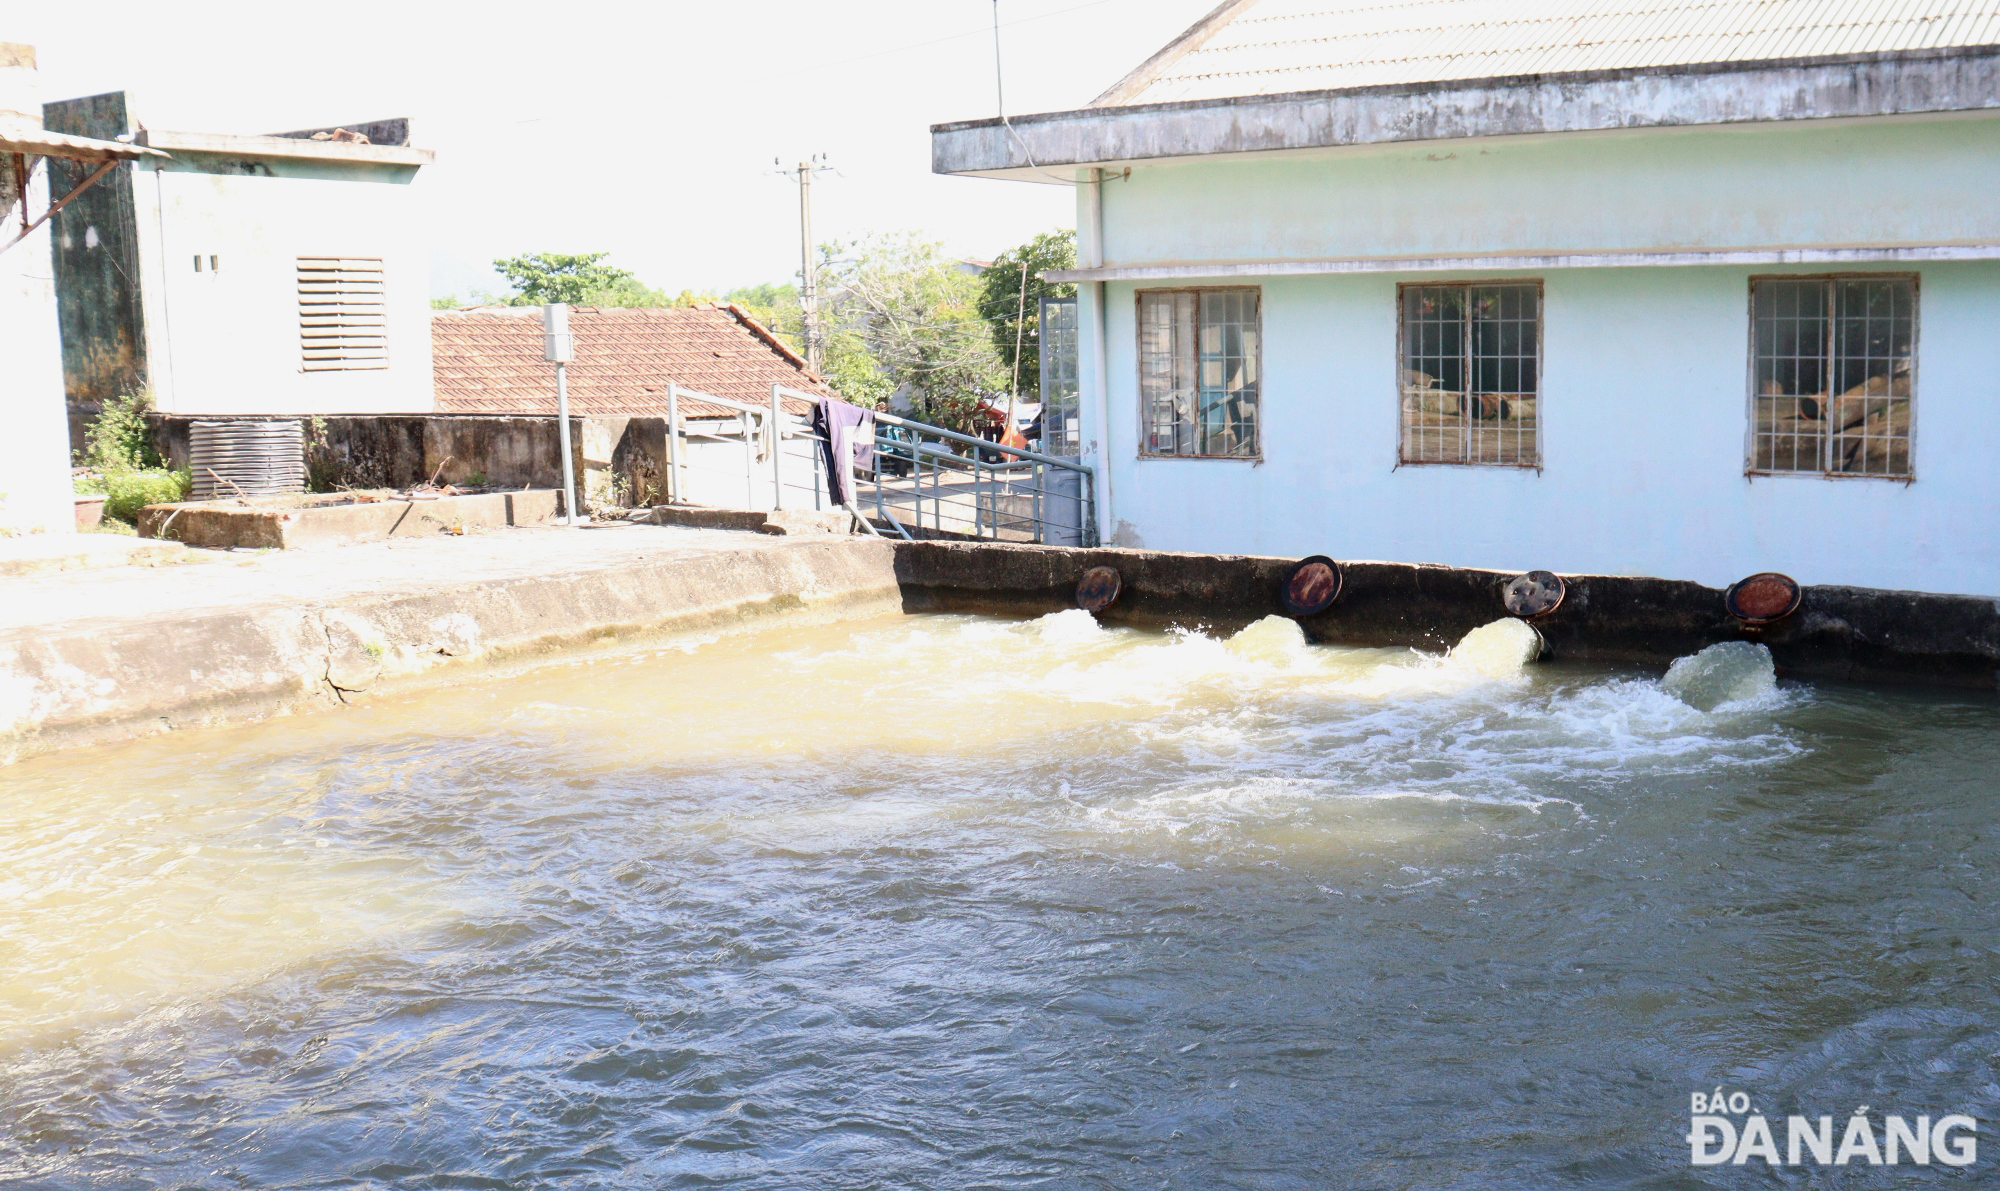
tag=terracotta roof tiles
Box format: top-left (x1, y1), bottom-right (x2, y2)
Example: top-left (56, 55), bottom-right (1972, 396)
top-left (432, 304), bottom-right (831, 419)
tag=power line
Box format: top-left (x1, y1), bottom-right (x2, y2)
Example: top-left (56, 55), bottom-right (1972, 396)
top-left (820, 0), bottom-right (1134, 69)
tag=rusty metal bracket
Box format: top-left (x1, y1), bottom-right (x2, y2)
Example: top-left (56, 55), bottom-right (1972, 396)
top-left (0, 156), bottom-right (117, 256)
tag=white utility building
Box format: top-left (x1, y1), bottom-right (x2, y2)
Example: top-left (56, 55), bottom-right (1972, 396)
top-left (932, 0), bottom-right (2000, 596)
top-left (44, 93), bottom-right (435, 444)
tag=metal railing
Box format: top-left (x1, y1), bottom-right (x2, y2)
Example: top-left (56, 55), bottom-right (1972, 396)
top-left (655, 383), bottom-right (1095, 546)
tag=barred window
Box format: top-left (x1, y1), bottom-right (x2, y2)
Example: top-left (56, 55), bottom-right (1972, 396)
top-left (1399, 282), bottom-right (1540, 467)
top-left (297, 256), bottom-right (388, 371)
top-left (1751, 276), bottom-right (1914, 479)
top-left (1039, 295), bottom-right (1081, 456)
top-left (1139, 288), bottom-right (1259, 458)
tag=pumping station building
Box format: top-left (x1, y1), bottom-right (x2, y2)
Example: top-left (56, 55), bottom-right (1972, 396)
top-left (932, 0), bottom-right (2000, 597)
top-left (43, 93), bottom-right (435, 445)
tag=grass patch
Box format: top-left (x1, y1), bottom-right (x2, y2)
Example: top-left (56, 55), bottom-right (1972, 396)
top-left (102, 469), bottom-right (190, 524)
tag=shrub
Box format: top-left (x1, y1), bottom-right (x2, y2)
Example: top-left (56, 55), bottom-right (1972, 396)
top-left (102, 468), bottom-right (189, 524)
top-left (81, 391), bottom-right (163, 473)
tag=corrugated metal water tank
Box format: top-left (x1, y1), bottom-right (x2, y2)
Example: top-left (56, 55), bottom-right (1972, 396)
top-left (189, 420), bottom-right (307, 501)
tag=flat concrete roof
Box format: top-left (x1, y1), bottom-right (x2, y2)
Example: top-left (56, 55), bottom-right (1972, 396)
top-left (933, 46), bottom-right (2000, 181)
top-left (136, 128), bottom-right (432, 168)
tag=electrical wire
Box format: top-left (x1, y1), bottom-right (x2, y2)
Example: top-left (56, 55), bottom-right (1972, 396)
top-left (990, 0), bottom-right (1111, 187)
top-left (820, 0), bottom-right (1134, 69)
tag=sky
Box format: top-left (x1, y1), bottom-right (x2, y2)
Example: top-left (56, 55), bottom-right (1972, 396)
top-left (13, 0), bottom-right (1215, 299)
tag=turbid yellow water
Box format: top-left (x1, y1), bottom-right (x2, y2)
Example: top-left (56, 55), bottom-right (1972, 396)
top-left (0, 612), bottom-right (1995, 1187)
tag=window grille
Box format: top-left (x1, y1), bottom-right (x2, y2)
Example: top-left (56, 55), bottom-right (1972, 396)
top-left (1750, 276), bottom-right (1914, 479)
top-left (1139, 288), bottom-right (1259, 458)
top-left (297, 256), bottom-right (388, 371)
top-left (1399, 282), bottom-right (1540, 467)
top-left (1039, 295), bottom-right (1081, 456)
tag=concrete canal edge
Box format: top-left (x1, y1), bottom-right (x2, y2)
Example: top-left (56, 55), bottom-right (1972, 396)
top-left (5, 535), bottom-right (1997, 764)
top-left (893, 542), bottom-right (2000, 690)
top-left (0, 536), bottom-right (902, 764)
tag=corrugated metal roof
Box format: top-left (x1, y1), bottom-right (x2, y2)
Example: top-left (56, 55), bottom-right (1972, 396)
top-left (0, 117), bottom-right (166, 162)
top-left (1099, 0), bottom-right (2000, 105)
top-left (432, 304), bottom-right (832, 420)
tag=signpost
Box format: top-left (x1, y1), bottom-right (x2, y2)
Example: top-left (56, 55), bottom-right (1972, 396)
top-left (544, 303), bottom-right (581, 525)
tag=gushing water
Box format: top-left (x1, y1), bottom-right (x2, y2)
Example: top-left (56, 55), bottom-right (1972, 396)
top-left (1662, 639), bottom-right (1779, 710)
top-left (1447, 615), bottom-right (1543, 678)
top-left (1, 611), bottom-right (1995, 1188)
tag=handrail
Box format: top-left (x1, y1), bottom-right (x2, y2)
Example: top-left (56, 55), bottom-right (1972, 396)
top-left (660, 381), bottom-right (1094, 546)
top-left (872, 410), bottom-right (1091, 474)
top-left (770, 383), bottom-right (1092, 475)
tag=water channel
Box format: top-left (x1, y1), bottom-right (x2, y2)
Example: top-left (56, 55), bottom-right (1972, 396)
top-left (1, 611), bottom-right (1996, 1187)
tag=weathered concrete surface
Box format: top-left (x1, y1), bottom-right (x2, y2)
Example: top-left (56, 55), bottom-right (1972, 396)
top-left (0, 533), bottom-right (190, 577)
top-left (10, 530), bottom-right (1994, 766)
top-left (137, 489), bottom-right (561, 549)
top-left (151, 414), bottom-right (672, 515)
top-left (642, 505), bottom-right (855, 536)
top-left (893, 541), bottom-right (2000, 690)
top-left (933, 48), bottom-right (2000, 176)
top-left (0, 527), bottom-right (899, 763)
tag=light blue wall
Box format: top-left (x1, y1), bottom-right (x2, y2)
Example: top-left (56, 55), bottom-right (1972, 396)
top-left (1099, 116), bottom-right (2000, 265)
top-left (1090, 264), bottom-right (2000, 596)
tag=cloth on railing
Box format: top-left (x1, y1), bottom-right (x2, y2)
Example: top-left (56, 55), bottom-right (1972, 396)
top-left (812, 398), bottom-right (876, 506)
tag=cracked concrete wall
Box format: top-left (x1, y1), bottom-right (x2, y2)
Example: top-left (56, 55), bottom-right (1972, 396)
top-left (894, 541), bottom-right (2000, 689)
top-left (0, 537), bottom-right (899, 763)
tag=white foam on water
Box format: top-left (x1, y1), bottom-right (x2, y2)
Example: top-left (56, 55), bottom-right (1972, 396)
top-left (1446, 618), bottom-right (1543, 680)
top-left (1662, 641), bottom-right (1779, 711)
top-left (392, 610), bottom-right (1804, 852)
top-left (1031, 607), bottom-right (1107, 646)
top-left (1083, 776), bottom-right (1321, 838)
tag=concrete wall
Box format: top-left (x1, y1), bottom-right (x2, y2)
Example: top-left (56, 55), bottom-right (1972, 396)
top-left (670, 421), bottom-right (826, 512)
top-left (146, 413), bottom-right (842, 516)
top-left (1095, 116), bottom-right (2000, 268)
top-left (43, 93), bottom-right (146, 445)
top-left (1068, 115), bottom-right (2000, 597)
top-left (0, 42), bottom-right (82, 535)
top-left (135, 156), bottom-right (433, 416)
top-left (1080, 262), bottom-right (2000, 596)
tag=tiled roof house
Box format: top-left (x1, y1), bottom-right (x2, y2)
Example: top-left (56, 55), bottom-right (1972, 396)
top-left (432, 304), bottom-right (832, 419)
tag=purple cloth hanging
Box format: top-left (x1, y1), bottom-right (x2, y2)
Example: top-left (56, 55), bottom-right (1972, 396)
top-left (813, 398), bottom-right (875, 506)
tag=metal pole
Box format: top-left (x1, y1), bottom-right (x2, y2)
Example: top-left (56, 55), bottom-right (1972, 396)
top-left (799, 160), bottom-right (822, 374)
top-left (665, 383), bottom-right (682, 504)
top-left (544, 303), bottom-right (579, 525)
top-left (741, 409), bottom-right (755, 509)
top-left (770, 383), bottom-right (786, 511)
top-left (556, 363), bottom-right (579, 523)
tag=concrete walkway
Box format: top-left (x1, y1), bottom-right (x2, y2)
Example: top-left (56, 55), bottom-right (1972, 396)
top-left (0, 532), bottom-right (189, 578)
top-left (0, 524), bottom-right (811, 633)
top-left (0, 524), bottom-right (899, 763)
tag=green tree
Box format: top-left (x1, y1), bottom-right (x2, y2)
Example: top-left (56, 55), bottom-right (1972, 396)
top-left (723, 275), bottom-right (894, 410)
top-left (725, 281), bottom-right (796, 322)
top-left (493, 252), bottom-right (642, 305)
top-left (827, 234), bottom-right (1006, 427)
top-left (976, 229), bottom-right (1077, 399)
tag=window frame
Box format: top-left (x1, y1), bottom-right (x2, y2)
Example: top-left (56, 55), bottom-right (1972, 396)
top-left (1134, 285), bottom-right (1264, 462)
top-left (1743, 272), bottom-right (1919, 482)
top-left (1394, 278), bottom-right (1545, 471)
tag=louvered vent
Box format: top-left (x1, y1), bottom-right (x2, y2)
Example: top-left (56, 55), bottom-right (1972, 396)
top-left (297, 256), bottom-right (388, 371)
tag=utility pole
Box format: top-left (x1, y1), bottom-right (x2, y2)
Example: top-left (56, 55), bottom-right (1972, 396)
top-left (798, 159), bottom-right (820, 374)
top-left (779, 155), bottom-right (832, 374)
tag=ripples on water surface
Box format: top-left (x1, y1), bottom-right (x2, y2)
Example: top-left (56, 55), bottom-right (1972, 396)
top-left (2, 611), bottom-right (1997, 1188)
